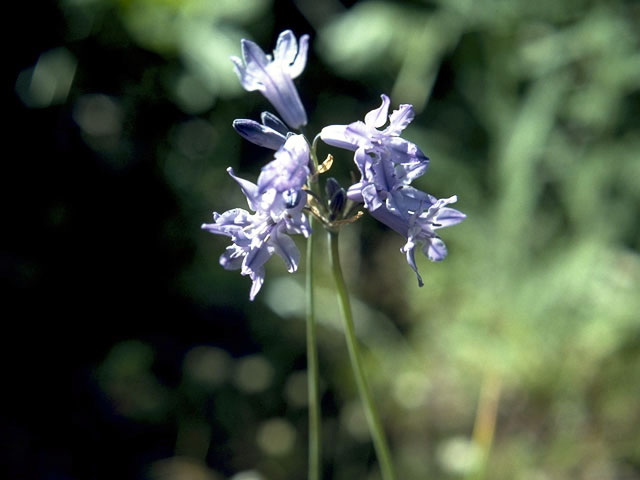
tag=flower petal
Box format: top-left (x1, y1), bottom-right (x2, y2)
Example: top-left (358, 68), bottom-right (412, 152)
top-left (320, 125), bottom-right (356, 150)
top-left (386, 104), bottom-right (415, 136)
top-left (425, 237), bottom-right (447, 261)
top-left (259, 68), bottom-right (308, 129)
top-left (241, 39), bottom-right (269, 68)
top-left (274, 30), bottom-right (298, 66)
top-left (288, 34), bottom-right (309, 78)
top-left (261, 111), bottom-right (289, 135)
top-left (231, 56), bottom-right (263, 92)
top-left (233, 119), bottom-right (286, 150)
top-left (243, 243), bottom-right (272, 276)
top-left (401, 241), bottom-right (424, 287)
top-left (248, 266), bottom-right (265, 301)
top-left (433, 207), bottom-right (466, 228)
top-left (258, 134), bottom-right (310, 193)
top-left (227, 167), bottom-right (259, 211)
top-left (271, 228), bottom-right (300, 273)
top-left (364, 94), bottom-right (390, 128)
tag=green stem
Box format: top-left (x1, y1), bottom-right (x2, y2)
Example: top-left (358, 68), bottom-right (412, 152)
top-left (306, 216), bottom-right (321, 480)
top-left (328, 231), bottom-right (397, 480)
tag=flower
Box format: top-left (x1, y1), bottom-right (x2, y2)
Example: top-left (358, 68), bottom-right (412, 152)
top-left (201, 135), bottom-right (311, 300)
top-left (321, 94), bottom-right (429, 209)
top-left (232, 30), bottom-right (309, 129)
top-left (367, 188), bottom-right (466, 286)
top-left (257, 134), bottom-right (310, 195)
top-left (232, 112), bottom-right (289, 150)
top-left (201, 169), bottom-right (310, 300)
top-left (321, 95), bottom-right (465, 286)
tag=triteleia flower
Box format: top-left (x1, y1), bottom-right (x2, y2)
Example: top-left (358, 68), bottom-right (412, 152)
top-left (367, 187), bottom-right (466, 286)
top-left (232, 112), bottom-right (289, 150)
top-left (231, 30), bottom-right (309, 129)
top-left (201, 134), bottom-right (311, 300)
top-left (258, 134), bottom-right (310, 196)
top-left (321, 95), bottom-right (465, 286)
top-left (320, 94), bottom-right (429, 193)
top-left (202, 168), bottom-right (310, 300)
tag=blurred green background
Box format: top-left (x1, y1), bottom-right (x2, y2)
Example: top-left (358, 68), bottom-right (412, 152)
top-left (6, 0), bottom-right (640, 479)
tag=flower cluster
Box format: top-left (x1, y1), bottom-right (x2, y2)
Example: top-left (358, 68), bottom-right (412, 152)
top-left (203, 30), bottom-right (465, 299)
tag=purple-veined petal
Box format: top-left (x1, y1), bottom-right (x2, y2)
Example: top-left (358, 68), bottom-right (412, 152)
top-left (274, 30), bottom-right (298, 65)
top-left (400, 240), bottom-right (424, 287)
top-left (368, 203), bottom-right (412, 240)
top-left (231, 56), bottom-right (263, 91)
top-left (364, 94), bottom-right (391, 128)
top-left (284, 210), bottom-right (311, 237)
top-left (386, 137), bottom-right (429, 182)
top-left (432, 207), bottom-right (466, 228)
top-left (201, 208), bottom-right (253, 236)
top-left (227, 168), bottom-right (260, 211)
top-left (271, 228), bottom-right (300, 273)
top-left (361, 183), bottom-right (385, 211)
top-left (385, 104), bottom-right (415, 136)
top-left (346, 182), bottom-right (365, 203)
top-left (352, 147), bottom-right (371, 173)
top-left (425, 237), bottom-right (447, 261)
top-left (261, 111), bottom-right (289, 135)
top-left (320, 125), bottom-right (357, 150)
top-left (233, 119), bottom-right (286, 150)
top-left (387, 187), bottom-right (430, 216)
top-left (259, 67), bottom-right (307, 129)
top-left (241, 39), bottom-right (270, 68)
top-left (232, 33), bottom-right (309, 129)
top-left (288, 34), bottom-right (309, 78)
top-left (248, 266), bottom-right (265, 301)
top-left (425, 195), bottom-right (458, 221)
top-left (242, 243), bottom-right (272, 277)
top-left (258, 134), bottom-right (309, 193)
top-left (370, 156), bottom-right (398, 193)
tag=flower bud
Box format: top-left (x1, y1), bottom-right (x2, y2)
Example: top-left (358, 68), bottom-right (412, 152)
top-left (325, 177), bottom-right (346, 221)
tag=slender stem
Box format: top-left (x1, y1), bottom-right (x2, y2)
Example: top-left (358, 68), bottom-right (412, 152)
top-left (328, 231), bottom-right (397, 480)
top-left (306, 216), bottom-right (321, 480)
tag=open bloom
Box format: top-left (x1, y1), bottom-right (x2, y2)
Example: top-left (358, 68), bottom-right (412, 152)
top-left (202, 168), bottom-right (310, 300)
top-left (202, 135), bottom-right (311, 300)
top-left (232, 30), bottom-right (309, 129)
top-left (367, 188), bottom-right (466, 286)
top-left (322, 95), bottom-right (465, 286)
top-left (321, 94), bottom-right (429, 201)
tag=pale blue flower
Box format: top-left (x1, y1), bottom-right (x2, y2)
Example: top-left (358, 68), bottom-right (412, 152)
top-left (232, 30), bottom-right (309, 129)
top-left (202, 168), bottom-right (310, 300)
top-left (232, 112), bottom-right (289, 150)
top-left (367, 188), bottom-right (465, 286)
top-left (321, 95), bottom-right (464, 286)
top-left (320, 94), bottom-right (429, 190)
top-left (201, 134), bottom-right (311, 300)
top-left (321, 94), bottom-right (429, 214)
top-left (258, 134), bottom-right (310, 195)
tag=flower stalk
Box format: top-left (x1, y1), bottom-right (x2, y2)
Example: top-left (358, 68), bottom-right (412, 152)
top-left (328, 230), bottom-right (397, 480)
top-left (305, 220), bottom-right (321, 480)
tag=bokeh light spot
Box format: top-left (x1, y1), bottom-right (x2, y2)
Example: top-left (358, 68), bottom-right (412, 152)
top-left (183, 346), bottom-right (231, 388)
top-left (256, 418), bottom-right (296, 456)
top-left (233, 354), bottom-right (274, 393)
top-left (15, 47), bottom-right (77, 108)
top-left (284, 370), bottom-right (308, 407)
